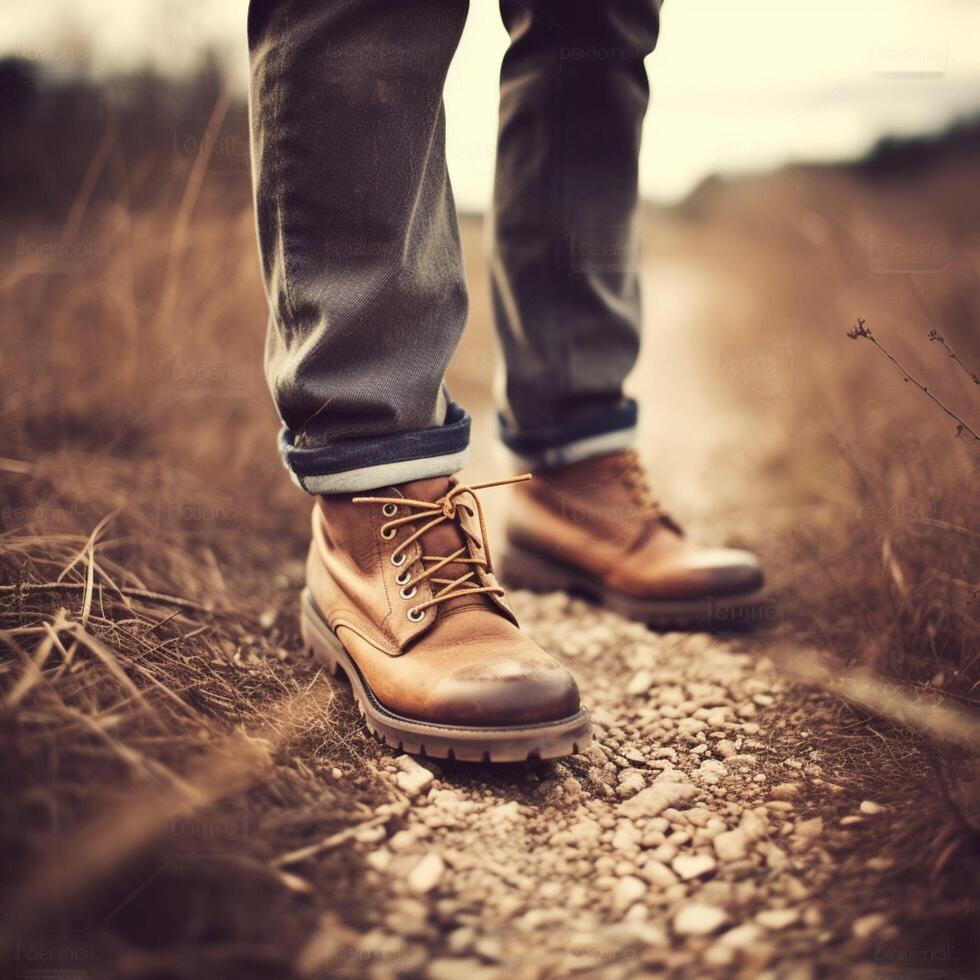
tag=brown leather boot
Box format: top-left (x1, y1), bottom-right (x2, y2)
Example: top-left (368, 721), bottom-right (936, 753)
top-left (500, 450), bottom-right (770, 630)
top-left (301, 474), bottom-right (591, 762)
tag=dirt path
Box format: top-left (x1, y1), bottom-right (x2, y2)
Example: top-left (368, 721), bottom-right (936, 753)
top-left (285, 235), bottom-right (939, 979)
top-left (305, 609), bottom-right (869, 978)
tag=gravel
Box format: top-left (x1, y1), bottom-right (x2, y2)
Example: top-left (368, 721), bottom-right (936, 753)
top-left (298, 595), bottom-right (899, 976)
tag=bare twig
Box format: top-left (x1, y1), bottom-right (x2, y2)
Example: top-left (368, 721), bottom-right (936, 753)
top-left (928, 329), bottom-right (980, 386)
top-left (846, 319), bottom-right (980, 441)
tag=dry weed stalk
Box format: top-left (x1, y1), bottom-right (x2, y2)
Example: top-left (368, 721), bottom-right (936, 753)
top-left (928, 329), bottom-right (980, 386)
top-left (846, 318), bottom-right (979, 441)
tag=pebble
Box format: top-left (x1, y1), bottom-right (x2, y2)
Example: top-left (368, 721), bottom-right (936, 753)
top-left (713, 829), bottom-right (749, 862)
top-left (859, 800), bottom-right (884, 815)
top-left (568, 818), bottom-right (602, 845)
top-left (627, 669), bottom-right (655, 695)
top-left (612, 875), bottom-right (647, 912)
top-left (428, 958), bottom-right (497, 980)
top-left (673, 904), bottom-right (728, 936)
top-left (719, 923), bottom-right (762, 948)
top-left (793, 816), bottom-right (823, 840)
top-left (770, 783), bottom-right (801, 801)
top-left (354, 824), bottom-right (387, 844)
top-left (672, 854), bottom-right (717, 880)
top-left (408, 853), bottom-right (445, 895)
top-left (756, 908), bottom-right (800, 930)
top-left (617, 769), bottom-right (647, 798)
top-left (612, 822), bottom-right (641, 852)
top-left (853, 913), bottom-right (889, 938)
top-left (740, 810), bottom-right (768, 841)
top-left (618, 781), bottom-right (696, 818)
top-left (639, 859), bottom-right (679, 887)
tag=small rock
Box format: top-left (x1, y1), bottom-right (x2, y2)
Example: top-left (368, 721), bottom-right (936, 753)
top-left (627, 669), bottom-right (655, 695)
top-left (388, 829), bottom-right (421, 852)
top-left (407, 853), bottom-right (445, 894)
top-left (740, 809), bottom-right (768, 841)
top-left (613, 875), bottom-right (647, 912)
top-left (354, 824), bottom-right (387, 844)
top-left (859, 800), bottom-right (884, 815)
top-left (638, 858), bottom-right (678, 887)
top-left (428, 958), bottom-right (497, 980)
top-left (396, 756), bottom-right (435, 797)
top-left (617, 769), bottom-right (647, 799)
top-left (719, 923), bottom-right (762, 948)
top-left (767, 800), bottom-right (794, 813)
top-left (672, 854), bottom-right (717, 880)
top-left (365, 849), bottom-right (391, 872)
top-left (674, 904), bottom-right (728, 936)
top-left (568, 818), bottom-right (602, 845)
top-left (489, 800), bottom-right (521, 823)
top-left (853, 913), bottom-right (888, 938)
top-left (446, 927), bottom-right (475, 955)
top-left (618, 781), bottom-right (696, 818)
top-left (713, 829), bottom-right (749, 862)
top-left (756, 907), bottom-right (800, 930)
top-left (793, 816), bottom-right (823, 840)
top-left (770, 783), bottom-right (801, 801)
top-left (330, 767), bottom-right (343, 780)
top-left (612, 821), bottom-right (641, 852)
top-left (704, 944), bottom-right (736, 968)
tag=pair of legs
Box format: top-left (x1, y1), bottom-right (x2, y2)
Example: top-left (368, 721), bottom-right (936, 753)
top-left (249, 0), bottom-right (765, 762)
top-left (248, 0), bottom-right (661, 491)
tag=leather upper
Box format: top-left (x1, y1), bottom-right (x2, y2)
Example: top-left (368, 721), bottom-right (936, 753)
top-left (506, 451), bottom-right (764, 600)
top-left (307, 477), bottom-right (581, 726)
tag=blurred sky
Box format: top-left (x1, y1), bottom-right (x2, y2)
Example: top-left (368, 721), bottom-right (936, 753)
top-left (5, 0), bottom-right (980, 208)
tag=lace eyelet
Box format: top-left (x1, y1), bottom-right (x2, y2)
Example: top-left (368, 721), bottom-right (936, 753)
top-left (390, 552), bottom-right (407, 567)
top-left (382, 503), bottom-right (398, 517)
top-left (380, 526), bottom-right (397, 540)
top-left (400, 585), bottom-right (417, 600)
top-left (395, 569), bottom-right (411, 586)
top-left (407, 606), bottom-right (425, 623)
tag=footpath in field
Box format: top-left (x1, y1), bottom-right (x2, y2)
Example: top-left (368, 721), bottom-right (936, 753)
top-left (290, 253), bottom-right (942, 979)
top-left (296, 594), bottom-right (912, 978)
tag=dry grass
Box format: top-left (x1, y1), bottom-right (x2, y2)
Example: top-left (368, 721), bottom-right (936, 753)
top-left (651, 136), bottom-right (980, 700)
top-left (0, 73), bottom-right (402, 976)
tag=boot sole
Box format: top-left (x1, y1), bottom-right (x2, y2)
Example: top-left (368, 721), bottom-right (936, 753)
top-left (499, 542), bottom-right (779, 632)
top-left (300, 589), bottom-right (592, 763)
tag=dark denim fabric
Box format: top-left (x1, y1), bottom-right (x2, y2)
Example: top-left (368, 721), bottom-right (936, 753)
top-left (248, 0), bottom-right (662, 491)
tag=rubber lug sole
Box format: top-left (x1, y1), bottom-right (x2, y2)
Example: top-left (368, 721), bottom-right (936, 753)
top-left (300, 589), bottom-right (592, 763)
top-left (498, 541), bottom-right (779, 632)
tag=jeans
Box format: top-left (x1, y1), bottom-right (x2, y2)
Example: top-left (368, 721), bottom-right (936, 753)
top-left (248, 0), bottom-right (662, 493)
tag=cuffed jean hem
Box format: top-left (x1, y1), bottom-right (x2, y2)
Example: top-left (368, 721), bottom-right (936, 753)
top-left (281, 402), bottom-right (471, 494)
top-left (499, 399), bottom-right (638, 470)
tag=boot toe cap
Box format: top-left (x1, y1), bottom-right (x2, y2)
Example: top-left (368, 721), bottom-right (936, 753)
top-left (689, 547), bottom-right (764, 596)
top-left (423, 658), bottom-right (581, 728)
top-left (621, 546), bottom-right (764, 600)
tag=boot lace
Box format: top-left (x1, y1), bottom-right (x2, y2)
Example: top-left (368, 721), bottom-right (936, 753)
top-left (617, 450), bottom-right (684, 537)
top-left (352, 474), bottom-right (531, 621)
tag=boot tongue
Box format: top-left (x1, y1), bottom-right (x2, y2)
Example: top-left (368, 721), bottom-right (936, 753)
top-left (394, 477), bottom-right (489, 609)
